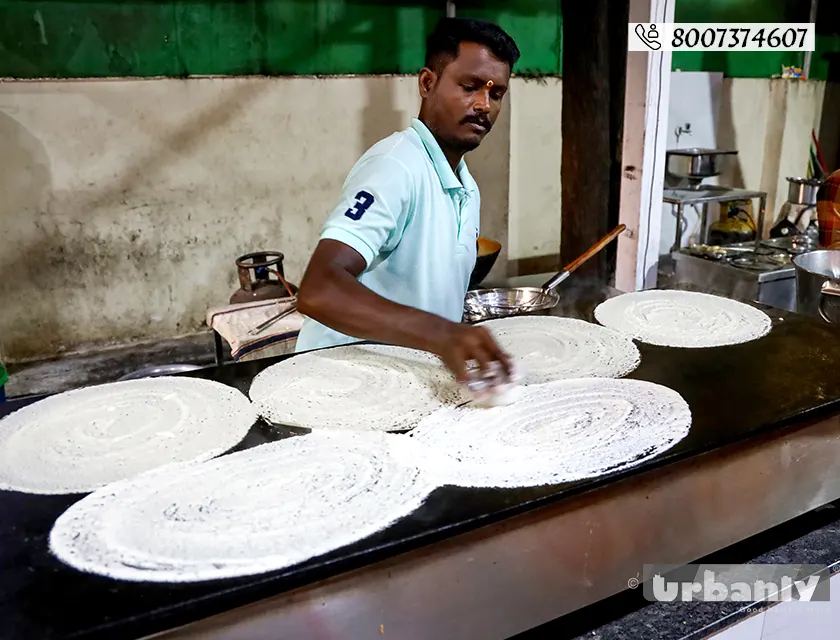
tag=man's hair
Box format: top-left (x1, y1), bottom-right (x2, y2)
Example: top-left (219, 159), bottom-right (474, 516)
top-left (424, 17), bottom-right (521, 73)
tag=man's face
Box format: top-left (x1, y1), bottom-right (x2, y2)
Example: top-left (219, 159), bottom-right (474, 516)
top-left (419, 41), bottom-right (511, 153)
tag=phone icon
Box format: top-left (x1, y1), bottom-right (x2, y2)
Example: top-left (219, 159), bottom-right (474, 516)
top-left (635, 24), bottom-right (661, 51)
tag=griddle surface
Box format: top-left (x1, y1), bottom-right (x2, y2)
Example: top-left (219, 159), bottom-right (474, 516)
top-left (3, 282), bottom-right (840, 639)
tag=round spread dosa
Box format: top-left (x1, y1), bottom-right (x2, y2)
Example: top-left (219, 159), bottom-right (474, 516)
top-left (407, 378), bottom-right (691, 488)
top-left (593, 290), bottom-right (772, 348)
top-left (477, 316), bottom-right (640, 384)
top-left (0, 377), bottom-right (256, 495)
top-left (249, 344), bottom-right (467, 432)
top-left (49, 431), bottom-right (435, 582)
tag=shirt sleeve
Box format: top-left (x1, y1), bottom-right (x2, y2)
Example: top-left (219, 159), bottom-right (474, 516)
top-left (320, 154), bottom-right (414, 268)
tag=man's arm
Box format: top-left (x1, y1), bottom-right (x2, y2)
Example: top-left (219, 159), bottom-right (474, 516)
top-left (296, 239), bottom-right (511, 384)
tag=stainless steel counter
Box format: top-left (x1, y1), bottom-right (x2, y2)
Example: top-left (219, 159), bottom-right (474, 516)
top-left (671, 251), bottom-right (797, 312)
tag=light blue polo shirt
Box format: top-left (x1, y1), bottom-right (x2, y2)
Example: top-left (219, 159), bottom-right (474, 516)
top-left (295, 118), bottom-right (480, 352)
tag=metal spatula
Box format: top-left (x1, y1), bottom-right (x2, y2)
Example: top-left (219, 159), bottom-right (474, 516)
top-left (519, 224), bottom-right (628, 309)
top-left (248, 300), bottom-right (298, 336)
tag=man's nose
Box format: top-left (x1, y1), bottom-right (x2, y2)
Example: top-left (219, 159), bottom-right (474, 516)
top-left (473, 87), bottom-right (491, 112)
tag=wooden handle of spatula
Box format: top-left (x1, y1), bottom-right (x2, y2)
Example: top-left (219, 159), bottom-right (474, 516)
top-left (563, 224), bottom-right (627, 274)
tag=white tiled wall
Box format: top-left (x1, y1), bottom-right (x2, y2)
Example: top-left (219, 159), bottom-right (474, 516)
top-left (711, 572), bottom-right (840, 640)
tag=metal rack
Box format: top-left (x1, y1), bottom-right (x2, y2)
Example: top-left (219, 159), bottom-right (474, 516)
top-left (663, 186), bottom-right (767, 251)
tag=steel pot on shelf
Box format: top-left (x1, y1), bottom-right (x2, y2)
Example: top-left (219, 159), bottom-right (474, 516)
top-left (665, 148), bottom-right (738, 180)
top-left (786, 177), bottom-right (823, 206)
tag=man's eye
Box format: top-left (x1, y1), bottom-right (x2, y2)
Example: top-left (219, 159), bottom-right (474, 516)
top-left (461, 84), bottom-right (478, 92)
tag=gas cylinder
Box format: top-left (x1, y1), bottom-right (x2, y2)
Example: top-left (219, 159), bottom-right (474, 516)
top-left (230, 251), bottom-right (298, 304)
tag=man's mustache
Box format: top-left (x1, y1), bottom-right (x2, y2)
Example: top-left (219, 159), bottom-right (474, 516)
top-left (461, 115), bottom-right (492, 131)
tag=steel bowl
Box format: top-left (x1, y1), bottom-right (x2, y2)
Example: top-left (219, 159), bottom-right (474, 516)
top-left (463, 287), bottom-right (560, 323)
top-left (469, 237), bottom-right (502, 288)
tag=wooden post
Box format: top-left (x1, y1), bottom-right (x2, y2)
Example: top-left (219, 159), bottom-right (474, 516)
top-left (615, 0), bottom-right (675, 291)
top-left (560, 0), bottom-right (629, 282)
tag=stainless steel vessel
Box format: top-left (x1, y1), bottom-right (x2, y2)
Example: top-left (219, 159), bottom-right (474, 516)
top-left (793, 250), bottom-right (840, 323)
top-left (786, 177), bottom-right (823, 206)
top-left (463, 225), bottom-right (626, 323)
top-left (463, 287), bottom-right (560, 323)
top-left (665, 148), bottom-right (738, 180)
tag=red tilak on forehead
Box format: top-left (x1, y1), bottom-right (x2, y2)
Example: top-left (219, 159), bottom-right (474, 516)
top-left (486, 80), bottom-right (494, 88)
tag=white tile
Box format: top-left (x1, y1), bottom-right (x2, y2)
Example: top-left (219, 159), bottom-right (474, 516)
top-left (759, 572), bottom-right (840, 639)
top-left (709, 610), bottom-right (766, 640)
top-left (759, 574), bottom-right (840, 640)
top-left (760, 600), bottom-right (836, 639)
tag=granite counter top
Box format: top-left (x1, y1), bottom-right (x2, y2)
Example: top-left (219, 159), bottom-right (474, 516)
top-left (4, 278), bottom-right (840, 639)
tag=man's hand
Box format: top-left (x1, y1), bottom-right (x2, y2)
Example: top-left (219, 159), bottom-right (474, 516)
top-left (429, 323), bottom-right (514, 386)
top-left (297, 239), bottom-right (513, 386)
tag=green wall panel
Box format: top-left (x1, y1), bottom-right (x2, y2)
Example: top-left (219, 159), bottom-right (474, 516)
top-left (0, 0), bottom-right (561, 78)
top-left (0, 0), bottom-right (836, 79)
top-left (464, 1), bottom-right (563, 75)
top-left (0, 2), bottom-right (183, 77)
top-left (672, 0), bottom-right (840, 79)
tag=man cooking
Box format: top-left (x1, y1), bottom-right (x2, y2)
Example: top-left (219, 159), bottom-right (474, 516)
top-left (295, 17), bottom-right (520, 390)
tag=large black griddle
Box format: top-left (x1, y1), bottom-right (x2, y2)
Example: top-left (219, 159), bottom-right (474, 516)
top-left (3, 280), bottom-right (840, 639)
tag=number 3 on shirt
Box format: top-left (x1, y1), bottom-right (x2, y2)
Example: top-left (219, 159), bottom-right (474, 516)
top-left (344, 190), bottom-right (375, 221)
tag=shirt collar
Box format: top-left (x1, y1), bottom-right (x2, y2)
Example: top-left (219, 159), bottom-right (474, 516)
top-left (410, 118), bottom-right (476, 194)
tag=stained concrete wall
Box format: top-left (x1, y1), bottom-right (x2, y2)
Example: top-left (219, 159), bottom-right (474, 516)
top-left (0, 76), bottom-right (526, 361)
top-left (0, 75), bottom-right (831, 360)
top-left (509, 77), bottom-right (563, 265)
top-left (717, 79), bottom-right (827, 237)
top-left (660, 77), bottom-right (828, 255)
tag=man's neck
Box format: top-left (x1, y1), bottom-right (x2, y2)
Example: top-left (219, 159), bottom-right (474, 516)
top-left (417, 115), bottom-right (463, 174)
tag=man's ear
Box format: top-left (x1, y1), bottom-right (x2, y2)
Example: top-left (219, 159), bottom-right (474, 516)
top-left (418, 67), bottom-right (437, 98)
